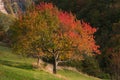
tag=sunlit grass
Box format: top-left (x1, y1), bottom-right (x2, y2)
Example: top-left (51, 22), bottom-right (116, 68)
top-left (0, 65), bottom-right (62, 80)
top-left (58, 69), bottom-right (100, 80)
top-left (0, 46), bottom-right (101, 80)
top-left (0, 46), bottom-right (62, 80)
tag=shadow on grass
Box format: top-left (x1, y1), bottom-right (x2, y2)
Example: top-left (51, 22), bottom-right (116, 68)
top-left (0, 60), bottom-right (33, 70)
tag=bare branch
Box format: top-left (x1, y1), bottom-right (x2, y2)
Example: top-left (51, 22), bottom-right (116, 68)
top-left (57, 59), bottom-right (71, 64)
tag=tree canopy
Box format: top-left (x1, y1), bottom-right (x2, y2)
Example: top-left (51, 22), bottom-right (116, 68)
top-left (9, 2), bottom-right (100, 74)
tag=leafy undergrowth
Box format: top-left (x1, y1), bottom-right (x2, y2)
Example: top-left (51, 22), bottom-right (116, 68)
top-left (0, 46), bottom-right (100, 80)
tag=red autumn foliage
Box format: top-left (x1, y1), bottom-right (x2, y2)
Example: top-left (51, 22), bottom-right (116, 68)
top-left (37, 2), bottom-right (100, 54)
top-left (58, 12), bottom-right (77, 30)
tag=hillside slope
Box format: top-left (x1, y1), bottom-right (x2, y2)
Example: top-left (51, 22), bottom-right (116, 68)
top-left (0, 46), bottom-right (101, 80)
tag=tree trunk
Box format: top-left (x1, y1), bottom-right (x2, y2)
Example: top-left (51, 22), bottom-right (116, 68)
top-left (53, 57), bottom-right (57, 74)
top-left (37, 57), bottom-right (40, 67)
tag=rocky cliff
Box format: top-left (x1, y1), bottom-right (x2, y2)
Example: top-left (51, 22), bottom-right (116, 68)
top-left (0, 0), bottom-right (33, 15)
top-left (0, 0), bottom-right (7, 14)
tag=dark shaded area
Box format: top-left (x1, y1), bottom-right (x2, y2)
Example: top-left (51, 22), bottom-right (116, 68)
top-left (0, 60), bottom-right (33, 70)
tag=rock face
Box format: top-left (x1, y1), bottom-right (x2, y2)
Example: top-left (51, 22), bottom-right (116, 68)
top-left (0, 0), bottom-right (33, 15)
top-left (0, 0), bottom-right (7, 14)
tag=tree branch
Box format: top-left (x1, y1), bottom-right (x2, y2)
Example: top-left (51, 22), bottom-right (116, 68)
top-left (42, 48), bottom-right (54, 55)
top-left (57, 59), bottom-right (71, 64)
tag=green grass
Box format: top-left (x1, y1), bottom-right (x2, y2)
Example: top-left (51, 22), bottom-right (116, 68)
top-left (0, 46), bottom-right (101, 80)
top-left (0, 65), bottom-right (61, 80)
top-left (58, 69), bottom-right (100, 80)
top-left (0, 46), bottom-right (62, 80)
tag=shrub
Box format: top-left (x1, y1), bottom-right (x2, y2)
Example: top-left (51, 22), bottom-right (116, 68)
top-left (81, 56), bottom-right (110, 79)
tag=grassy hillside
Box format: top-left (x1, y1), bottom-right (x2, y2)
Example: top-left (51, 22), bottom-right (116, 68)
top-left (0, 46), bottom-right (101, 80)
